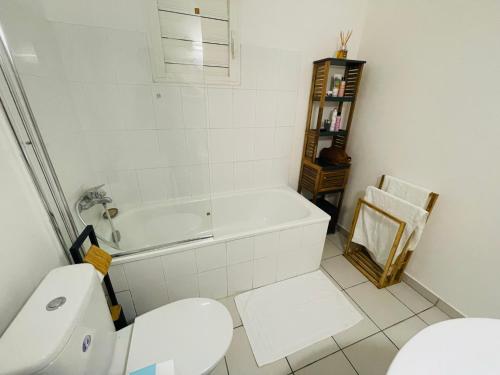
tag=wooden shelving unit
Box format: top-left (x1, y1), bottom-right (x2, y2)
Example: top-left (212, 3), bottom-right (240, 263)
top-left (298, 57), bottom-right (366, 233)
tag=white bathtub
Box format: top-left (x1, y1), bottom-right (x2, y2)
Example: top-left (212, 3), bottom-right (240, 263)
top-left (102, 188), bottom-right (330, 321)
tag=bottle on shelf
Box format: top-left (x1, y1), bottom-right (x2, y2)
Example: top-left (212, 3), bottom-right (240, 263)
top-left (334, 111), bottom-right (342, 131)
top-left (338, 77), bottom-right (346, 97)
top-left (329, 108), bottom-right (337, 131)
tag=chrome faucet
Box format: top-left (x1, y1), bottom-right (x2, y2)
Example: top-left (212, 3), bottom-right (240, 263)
top-left (78, 184), bottom-right (112, 211)
top-left (77, 184), bottom-right (121, 247)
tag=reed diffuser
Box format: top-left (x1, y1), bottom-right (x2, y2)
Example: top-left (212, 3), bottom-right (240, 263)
top-left (336, 30), bottom-right (352, 59)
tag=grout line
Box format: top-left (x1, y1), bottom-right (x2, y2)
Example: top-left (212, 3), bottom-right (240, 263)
top-left (381, 330), bottom-right (400, 350)
top-left (331, 336), bottom-right (360, 375)
top-left (289, 346), bottom-right (343, 373)
top-left (285, 357), bottom-right (294, 374)
top-left (343, 280), bottom-right (369, 290)
top-left (223, 356), bottom-right (230, 375)
top-left (233, 323), bottom-right (243, 329)
top-left (385, 283), bottom-right (434, 315)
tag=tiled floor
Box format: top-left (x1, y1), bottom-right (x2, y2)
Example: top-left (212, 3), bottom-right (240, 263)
top-left (215, 233), bottom-right (452, 375)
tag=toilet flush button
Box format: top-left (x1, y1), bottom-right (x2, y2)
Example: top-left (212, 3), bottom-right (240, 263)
top-left (46, 296), bottom-right (66, 311)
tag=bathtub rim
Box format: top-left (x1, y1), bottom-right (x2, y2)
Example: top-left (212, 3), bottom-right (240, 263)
top-left (109, 187), bottom-right (330, 265)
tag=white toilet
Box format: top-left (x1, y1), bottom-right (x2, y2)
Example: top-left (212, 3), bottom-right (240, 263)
top-left (0, 264), bottom-right (233, 375)
top-left (388, 318), bottom-right (500, 375)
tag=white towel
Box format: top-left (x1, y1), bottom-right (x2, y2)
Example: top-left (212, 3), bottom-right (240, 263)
top-left (381, 175), bottom-right (431, 209)
top-left (352, 186), bottom-right (428, 266)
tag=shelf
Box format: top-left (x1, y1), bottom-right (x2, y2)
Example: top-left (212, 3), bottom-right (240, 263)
top-left (313, 57), bottom-right (366, 66)
top-left (312, 96), bottom-right (354, 102)
top-left (319, 130), bottom-right (347, 137)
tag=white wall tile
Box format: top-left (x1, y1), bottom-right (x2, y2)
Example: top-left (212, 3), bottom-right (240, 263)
top-left (198, 268), bottom-right (228, 298)
top-left (166, 166), bottom-right (191, 198)
top-left (209, 129), bottom-right (235, 163)
top-left (227, 237), bottom-right (254, 265)
top-left (253, 159), bottom-right (274, 187)
top-left (210, 162), bottom-right (234, 193)
top-left (116, 290), bottom-right (137, 323)
top-left (253, 257), bottom-right (277, 288)
top-left (103, 130), bottom-right (160, 170)
top-left (166, 274), bottom-right (199, 302)
top-left (276, 250), bottom-right (302, 281)
top-left (303, 222), bottom-right (328, 247)
top-left (279, 227), bottom-right (303, 253)
top-left (136, 168), bottom-right (168, 202)
top-left (123, 258), bottom-right (169, 315)
top-left (234, 161), bottom-right (255, 190)
top-left (196, 243), bottom-right (227, 272)
top-left (254, 232), bottom-right (279, 259)
top-left (233, 89), bottom-right (256, 127)
top-left (240, 45), bottom-right (258, 89)
top-left (274, 127), bottom-right (294, 158)
top-left (254, 128), bottom-right (275, 159)
top-left (208, 88), bottom-right (232, 128)
top-left (154, 86), bottom-right (183, 129)
top-left (276, 91), bottom-right (297, 126)
top-left (112, 0), bottom-right (147, 31)
top-left (256, 47), bottom-right (278, 90)
top-left (52, 23), bottom-right (115, 83)
top-left (109, 30), bottom-right (151, 84)
top-left (233, 128), bottom-right (255, 161)
top-left (158, 129), bottom-right (187, 166)
top-left (72, 83), bottom-right (120, 131)
top-left (162, 250), bottom-right (197, 280)
top-left (117, 84), bottom-right (156, 129)
top-left (185, 129), bottom-right (209, 164)
top-left (272, 158), bottom-right (289, 186)
top-left (276, 50), bottom-right (300, 91)
top-left (181, 87), bottom-right (207, 128)
top-left (108, 264), bottom-right (129, 292)
top-left (228, 261), bottom-right (253, 295)
top-left (106, 169), bottom-right (141, 206)
top-left (188, 164), bottom-right (211, 197)
top-left (255, 90), bottom-right (277, 127)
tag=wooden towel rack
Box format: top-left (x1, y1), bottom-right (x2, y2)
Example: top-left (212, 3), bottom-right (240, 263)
top-left (343, 175), bottom-right (439, 288)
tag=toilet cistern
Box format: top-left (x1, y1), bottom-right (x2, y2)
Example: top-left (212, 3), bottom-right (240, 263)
top-left (0, 264), bottom-right (233, 375)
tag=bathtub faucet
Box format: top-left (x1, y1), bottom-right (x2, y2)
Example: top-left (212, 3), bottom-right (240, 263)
top-left (78, 184), bottom-right (113, 211)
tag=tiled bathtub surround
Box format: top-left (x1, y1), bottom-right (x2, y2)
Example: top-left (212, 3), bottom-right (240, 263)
top-left (110, 222), bottom-right (327, 319)
top-left (15, 6), bottom-right (301, 209)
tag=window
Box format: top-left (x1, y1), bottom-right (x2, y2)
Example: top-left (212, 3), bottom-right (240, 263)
top-left (146, 0), bottom-right (240, 84)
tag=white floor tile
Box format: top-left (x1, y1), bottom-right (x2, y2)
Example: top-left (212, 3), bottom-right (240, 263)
top-left (326, 232), bottom-right (346, 251)
top-left (218, 296), bottom-right (242, 328)
top-left (295, 351), bottom-right (357, 375)
top-left (287, 337), bottom-right (339, 371)
top-left (320, 268), bottom-right (342, 290)
top-left (321, 256), bottom-right (368, 288)
top-left (333, 293), bottom-right (380, 348)
top-left (211, 358), bottom-right (228, 375)
top-left (387, 282), bottom-right (433, 313)
top-left (343, 332), bottom-right (398, 375)
top-left (418, 306), bottom-right (451, 325)
top-left (225, 327), bottom-right (291, 375)
top-left (322, 238), bottom-right (342, 259)
top-left (384, 316), bottom-right (428, 348)
top-left (346, 282), bottom-right (413, 329)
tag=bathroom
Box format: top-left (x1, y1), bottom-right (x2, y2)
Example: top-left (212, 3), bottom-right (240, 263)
top-left (1, 0), bottom-right (500, 374)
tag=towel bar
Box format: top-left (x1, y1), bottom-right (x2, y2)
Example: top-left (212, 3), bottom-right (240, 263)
top-left (343, 175), bottom-right (438, 288)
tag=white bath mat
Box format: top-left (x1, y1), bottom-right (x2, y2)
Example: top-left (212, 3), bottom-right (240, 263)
top-left (235, 270), bottom-right (362, 366)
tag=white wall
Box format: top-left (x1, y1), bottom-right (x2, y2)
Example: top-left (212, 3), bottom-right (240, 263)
top-left (341, 0), bottom-right (500, 317)
top-left (6, 0), bottom-right (367, 210)
top-left (0, 109), bottom-right (67, 335)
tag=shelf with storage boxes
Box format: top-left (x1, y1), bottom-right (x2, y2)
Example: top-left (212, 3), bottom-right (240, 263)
top-left (298, 57), bottom-right (366, 233)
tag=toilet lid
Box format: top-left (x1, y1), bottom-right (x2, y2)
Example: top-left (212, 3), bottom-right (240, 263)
top-left (388, 318), bottom-right (500, 375)
top-left (126, 298), bottom-right (233, 375)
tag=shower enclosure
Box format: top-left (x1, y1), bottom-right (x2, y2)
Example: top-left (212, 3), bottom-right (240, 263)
top-left (0, 0), bottom-right (242, 256)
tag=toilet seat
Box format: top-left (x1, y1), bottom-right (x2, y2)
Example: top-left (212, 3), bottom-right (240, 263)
top-left (126, 298), bottom-right (233, 375)
top-left (388, 318), bottom-right (500, 375)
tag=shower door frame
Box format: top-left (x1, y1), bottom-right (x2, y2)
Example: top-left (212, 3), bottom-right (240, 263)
top-left (0, 28), bottom-right (78, 262)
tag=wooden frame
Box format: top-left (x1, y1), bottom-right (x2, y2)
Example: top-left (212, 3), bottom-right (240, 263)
top-left (343, 175), bottom-right (439, 288)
